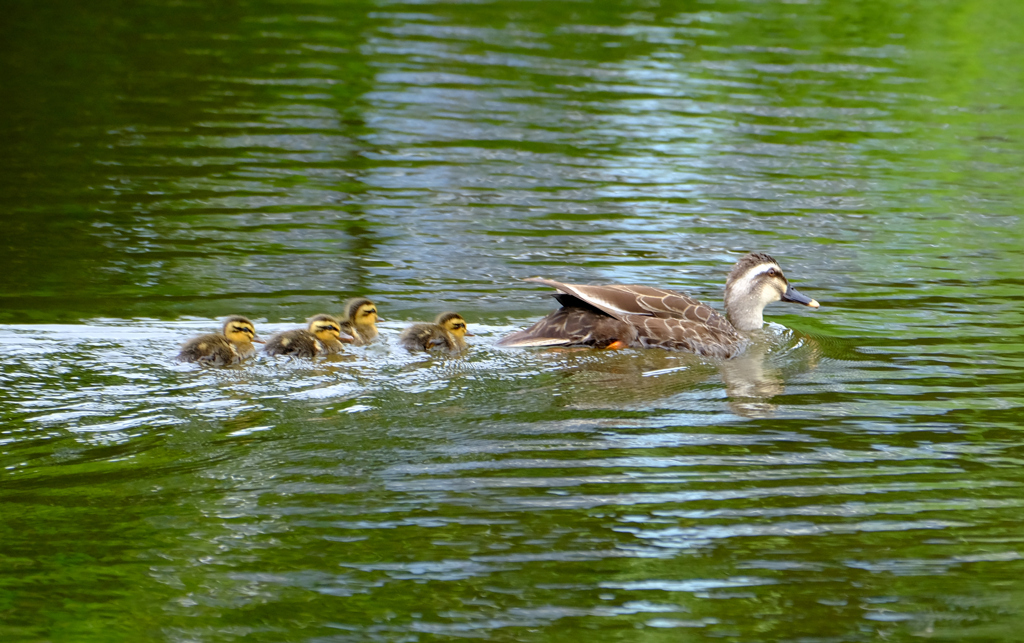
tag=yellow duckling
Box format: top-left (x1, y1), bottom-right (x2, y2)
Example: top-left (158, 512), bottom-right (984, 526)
top-left (340, 297), bottom-right (381, 346)
top-left (177, 316), bottom-right (263, 366)
top-left (400, 312), bottom-right (472, 353)
top-left (263, 314), bottom-right (352, 358)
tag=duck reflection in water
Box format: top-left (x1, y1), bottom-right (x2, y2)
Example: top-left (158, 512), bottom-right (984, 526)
top-left (515, 329), bottom-right (816, 419)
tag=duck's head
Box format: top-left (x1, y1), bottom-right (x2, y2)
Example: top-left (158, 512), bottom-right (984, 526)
top-left (345, 298), bottom-right (381, 329)
top-left (723, 253), bottom-right (819, 332)
top-left (222, 316), bottom-right (263, 344)
top-left (307, 314), bottom-right (350, 343)
top-left (435, 312), bottom-right (472, 339)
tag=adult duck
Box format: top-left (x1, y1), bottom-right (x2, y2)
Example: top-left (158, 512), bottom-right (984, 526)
top-left (497, 253), bottom-right (819, 358)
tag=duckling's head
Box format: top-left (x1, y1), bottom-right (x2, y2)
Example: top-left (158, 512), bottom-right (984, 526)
top-left (345, 298), bottom-right (380, 329)
top-left (222, 316), bottom-right (261, 345)
top-left (307, 314), bottom-right (346, 343)
top-left (724, 253), bottom-right (819, 332)
top-left (435, 312), bottom-right (471, 339)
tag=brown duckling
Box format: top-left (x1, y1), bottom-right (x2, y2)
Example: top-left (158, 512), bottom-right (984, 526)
top-left (340, 297), bottom-right (381, 346)
top-left (177, 316), bottom-right (263, 366)
top-left (263, 314), bottom-right (352, 358)
top-left (400, 312), bottom-right (472, 353)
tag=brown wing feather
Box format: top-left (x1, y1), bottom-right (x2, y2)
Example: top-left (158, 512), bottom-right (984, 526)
top-left (497, 306), bottom-right (639, 348)
top-left (623, 315), bottom-right (744, 358)
top-left (524, 279), bottom-right (723, 323)
top-left (524, 279), bottom-right (655, 320)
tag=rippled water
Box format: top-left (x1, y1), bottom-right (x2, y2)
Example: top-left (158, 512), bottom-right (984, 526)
top-left (3, 0), bottom-right (1024, 640)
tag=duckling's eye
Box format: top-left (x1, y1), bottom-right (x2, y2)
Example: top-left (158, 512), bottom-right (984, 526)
top-left (233, 326), bottom-right (253, 335)
top-left (767, 268), bottom-right (777, 277)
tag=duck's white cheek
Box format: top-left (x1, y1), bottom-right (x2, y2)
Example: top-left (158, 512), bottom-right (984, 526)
top-left (762, 285), bottom-right (783, 305)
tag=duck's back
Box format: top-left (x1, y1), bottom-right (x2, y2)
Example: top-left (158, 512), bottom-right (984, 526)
top-left (177, 333), bottom-right (239, 366)
top-left (400, 324), bottom-right (452, 352)
top-left (264, 330), bottom-right (323, 358)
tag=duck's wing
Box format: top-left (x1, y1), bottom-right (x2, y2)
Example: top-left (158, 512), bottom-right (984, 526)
top-left (524, 278), bottom-right (721, 321)
top-left (623, 314), bottom-right (743, 358)
top-left (497, 306), bottom-right (639, 348)
top-left (520, 278), bottom-right (743, 357)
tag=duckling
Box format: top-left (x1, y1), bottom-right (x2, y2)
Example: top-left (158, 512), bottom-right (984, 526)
top-left (263, 314), bottom-right (352, 358)
top-left (498, 252), bottom-right (819, 358)
top-left (339, 297), bottom-right (381, 346)
top-left (400, 312), bottom-right (472, 353)
top-left (177, 316), bottom-right (263, 366)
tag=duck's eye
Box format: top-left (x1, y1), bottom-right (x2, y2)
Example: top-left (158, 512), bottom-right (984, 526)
top-left (767, 268), bottom-right (777, 277)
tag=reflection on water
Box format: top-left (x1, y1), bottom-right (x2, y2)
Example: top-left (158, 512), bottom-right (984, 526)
top-left (3, 0), bottom-right (1024, 639)
top-left (2, 321), bottom-right (810, 437)
top-left (3, 311), bottom-right (1023, 639)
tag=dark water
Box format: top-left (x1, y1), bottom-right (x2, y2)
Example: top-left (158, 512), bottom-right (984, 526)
top-left (3, 0), bottom-right (1024, 640)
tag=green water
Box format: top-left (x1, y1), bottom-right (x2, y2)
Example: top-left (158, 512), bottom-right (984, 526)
top-left (3, 0), bottom-right (1024, 640)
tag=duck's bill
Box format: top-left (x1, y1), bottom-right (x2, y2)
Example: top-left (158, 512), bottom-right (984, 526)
top-left (251, 337), bottom-right (267, 344)
top-left (782, 285), bottom-right (820, 308)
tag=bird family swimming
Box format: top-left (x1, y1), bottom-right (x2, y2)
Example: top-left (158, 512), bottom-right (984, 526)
top-left (264, 314), bottom-right (352, 358)
top-left (497, 252), bottom-right (819, 358)
top-left (176, 316), bottom-right (263, 366)
top-left (175, 254), bottom-right (820, 365)
top-left (400, 312), bottom-right (472, 353)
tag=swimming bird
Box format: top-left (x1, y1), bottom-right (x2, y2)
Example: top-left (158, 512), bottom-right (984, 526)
top-left (177, 316), bottom-right (263, 366)
top-left (340, 297), bottom-right (381, 346)
top-left (497, 252), bottom-right (819, 358)
top-left (399, 312), bottom-right (472, 353)
top-left (263, 314), bottom-right (352, 358)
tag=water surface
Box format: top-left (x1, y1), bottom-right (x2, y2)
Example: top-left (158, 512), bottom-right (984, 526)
top-left (3, 0), bottom-right (1024, 640)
